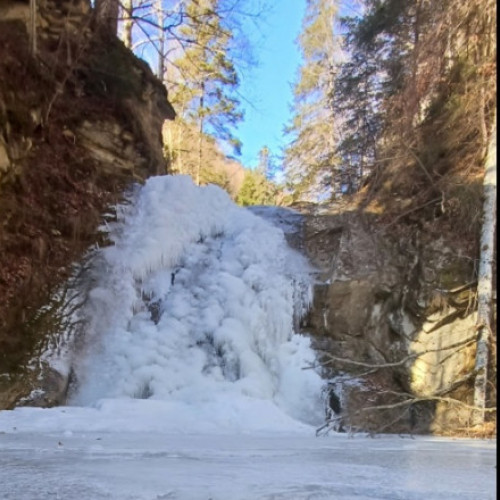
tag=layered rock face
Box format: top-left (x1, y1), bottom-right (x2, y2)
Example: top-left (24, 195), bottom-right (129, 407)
top-left (0, 0), bottom-right (175, 186)
top-left (0, 0), bottom-right (174, 408)
top-left (301, 208), bottom-right (481, 434)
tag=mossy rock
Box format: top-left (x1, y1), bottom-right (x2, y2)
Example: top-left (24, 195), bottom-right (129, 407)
top-left (0, 363), bottom-right (70, 410)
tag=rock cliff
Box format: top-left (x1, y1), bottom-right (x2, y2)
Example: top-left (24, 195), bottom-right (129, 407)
top-left (0, 0), bottom-right (174, 407)
top-left (299, 203), bottom-right (493, 435)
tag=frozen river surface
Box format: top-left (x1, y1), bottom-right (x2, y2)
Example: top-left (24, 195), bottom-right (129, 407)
top-left (0, 423), bottom-right (495, 500)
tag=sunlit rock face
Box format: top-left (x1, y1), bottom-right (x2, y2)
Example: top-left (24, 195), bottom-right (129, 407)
top-left (410, 316), bottom-right (477, 397)
top-left (77, 120), bottom-right (149, 177)
top-left (301, 207), bottom-right (479, 434)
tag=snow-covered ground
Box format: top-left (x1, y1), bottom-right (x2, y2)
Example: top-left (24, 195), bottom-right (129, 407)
top-left (0, 417), bottom-right (495, 500)
top-left (0, 176), bottom-right (496, 499)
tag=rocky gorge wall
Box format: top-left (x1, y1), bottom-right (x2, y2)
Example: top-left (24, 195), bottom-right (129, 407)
top-left (299, 205), bottom-right (494, 435)
top-left (0, 0), bottom-right (175, 408)
top-left (0, 2), bottom-right (495, 438)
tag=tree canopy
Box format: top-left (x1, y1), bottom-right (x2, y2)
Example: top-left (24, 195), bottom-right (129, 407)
top-left (283, 0), bottom-right (340, 201)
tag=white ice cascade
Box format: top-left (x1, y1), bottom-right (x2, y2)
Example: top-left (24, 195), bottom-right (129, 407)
top-left (70, 175), bottom-right (323, 429)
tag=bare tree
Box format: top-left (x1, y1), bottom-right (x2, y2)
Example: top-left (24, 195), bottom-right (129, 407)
top-left (473, 113), bottom-right (497, 425)
top-left (312, 331), bottom-right (496, 436)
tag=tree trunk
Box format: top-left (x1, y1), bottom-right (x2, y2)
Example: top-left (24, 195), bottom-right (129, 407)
top-left (197, 82), bottom-right (205, 186)
top-left (164, 123), bottom-right (173, 173)
top-left (155, 0), bottom-right (165, 80)
top-left (121, 0), bottom-right (134, 48)
top-left (94, 0), bottom-right (119, 36)
top-left (197, 118), bottom-right (203, 186)
top-left (473, 113), bottom-right (497, 425)
top-left (29, 0), bottom-right (37, 56)
top-left (177, 104), bottom-right (185, 174)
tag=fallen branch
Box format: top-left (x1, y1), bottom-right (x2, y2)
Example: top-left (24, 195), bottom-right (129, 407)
top-left (307, 337), bottom-right (478, 371)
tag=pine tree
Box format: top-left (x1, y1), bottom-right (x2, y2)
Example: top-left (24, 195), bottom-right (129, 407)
top-left (165, 0), bottom-right (243, 184)
top-left (335, 0), bottom-right (496, 199)
top-left (114, 1), bottom-right (260, 188)
top-left (258, 146), bottom-right (270, 176)
top-left (236, 169), bottom-right (276, 207)
top-left (284, 0), bottom-right (339, 201)
top-left (334, 12), bottom-right (385, 191)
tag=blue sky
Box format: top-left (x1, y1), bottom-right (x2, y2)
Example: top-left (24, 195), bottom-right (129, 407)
top-left (235, 1), bottom-right (305, 169)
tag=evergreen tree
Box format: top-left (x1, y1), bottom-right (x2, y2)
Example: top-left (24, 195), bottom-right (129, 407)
top-left (257, 145), bottom-right (282, 182)
top-left (283, 0), bottom-right (340, 201)
top-left (258, 146), bottom-right (270, 176)
top-left (236, 169), bottom-right (276, 206)
top-left (335, 0), bottom-right (496, 199)
top-left (114, 1), bottom-right (263, 189)
top-left (165, 0), bottom-right (243, 184)
top-left (334, 12), bottom-right (385, 192)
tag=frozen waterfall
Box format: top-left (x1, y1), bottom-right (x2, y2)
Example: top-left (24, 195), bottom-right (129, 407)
top-left (67, 175), bottom-right (324, 432)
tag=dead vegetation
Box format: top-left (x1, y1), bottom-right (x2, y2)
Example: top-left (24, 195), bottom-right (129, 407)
top-left (0, 21), bottom-right (133, 374)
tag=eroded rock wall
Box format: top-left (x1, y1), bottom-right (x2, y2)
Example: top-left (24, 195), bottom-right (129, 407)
top-left (301, 208), bottom-right (483, 434)
top-left (0, 0), bottom-right (174, 408)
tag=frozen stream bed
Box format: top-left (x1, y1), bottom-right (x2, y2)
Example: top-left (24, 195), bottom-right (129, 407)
top-left (0, 422), bottom-right (495, 500)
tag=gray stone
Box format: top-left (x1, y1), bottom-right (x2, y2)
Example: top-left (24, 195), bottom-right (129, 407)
top-left (300, 208), bottom-right (479, 434)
